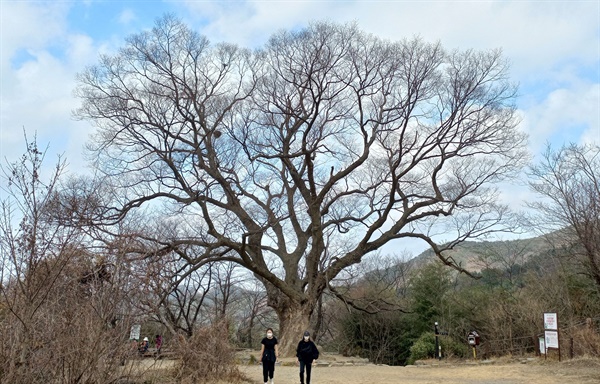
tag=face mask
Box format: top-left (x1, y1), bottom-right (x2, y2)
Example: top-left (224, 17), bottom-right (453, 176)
top-left (267, 332), bottom-right (273, 338)
top-left (304, 336), bottom-right (309, 341)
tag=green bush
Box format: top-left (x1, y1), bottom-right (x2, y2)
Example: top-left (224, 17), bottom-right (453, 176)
top-left (407, 332), bottom-right (436, 364)
top-left (444, 337), bottom-right (470, 359)
top-left (407, 332), bottom-right (469, 364)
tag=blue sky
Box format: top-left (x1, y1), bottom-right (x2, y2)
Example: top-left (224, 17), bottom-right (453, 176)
top-left (1, 0), bottom-right (599, 255)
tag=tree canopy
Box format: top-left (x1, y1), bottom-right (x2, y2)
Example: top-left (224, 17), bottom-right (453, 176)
top-left (74, 16), bottom-right (527, 354)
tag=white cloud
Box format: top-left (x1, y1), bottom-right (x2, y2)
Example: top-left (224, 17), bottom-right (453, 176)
top-left (0, 1), bottom-right (69, 56)
top-left (1, 0), bottom-right (598, 186)
top-left (0, 2), bottom-right (100, 176)
top-left (177, 1), bottom-right (599, 154)
top-left (580, 119), bottom-right (600, 147)
top-left (176, 0), bottom-right (359, 46)
top-left (520, 82), bottom-right (600, 153)
top-left (5, 49), bottom-right (85, 157)
top-left (177, 1), bottom-right (598, 76)
top-left (118, 8), bottom-right (136, 25)
top-left (68, 33), bottom-right (95, 62)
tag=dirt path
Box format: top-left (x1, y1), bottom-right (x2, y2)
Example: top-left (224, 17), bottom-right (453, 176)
top-left (133, 354), bottom-right (600, 383)
top-left (239, 359), bottom-right (600, 384)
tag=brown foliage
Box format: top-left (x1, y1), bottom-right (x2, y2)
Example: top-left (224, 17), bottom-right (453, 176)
top-left (0, 251), bottom-right (135, 383)
top-left (0, 136), bottom-right (136, 383)
top-left (569, 325), bottom-right (600, 357)
top-left (172, 321), bottom-right (244, 384)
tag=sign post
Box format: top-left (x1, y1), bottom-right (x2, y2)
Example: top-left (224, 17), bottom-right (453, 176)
top-left (467, 331), bottom-right (480, 359)
top-left (543, 312), bottom-right (560, 361)
top-left (434, 322), bottom-right (440, 360)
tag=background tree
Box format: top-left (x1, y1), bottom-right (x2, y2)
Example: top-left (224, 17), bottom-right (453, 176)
top-left (463, 241), bottom-right (537, 355)
top-left (141, 251), bottom-right (214, 337)
top-left (528, 143), bottom-right (600, 291)
top-left (0, 136), bottom-right (73, 373)
top-left (334, 255), bottom-right (413, 364)
top-left (208, 261), bottom-right (241, 322)
top-left (234, 278), bottom-right (274, 348)
top-left (75, 16), bottom-right (527, 354)
top-left (329, 253), bottom-right (412, 315)
top-left (407, 262), bottom-right (452, 336)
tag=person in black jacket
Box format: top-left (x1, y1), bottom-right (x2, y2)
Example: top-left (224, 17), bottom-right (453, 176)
top-left (260, 328), bottom-right (279, 384)
top-left (296, 331), bottom-right (319, 384)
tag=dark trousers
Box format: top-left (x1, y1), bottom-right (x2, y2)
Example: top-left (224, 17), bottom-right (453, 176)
top-left (299, 360), bottom-right (313, 384)
top-left (262, 360), bottom-right (275, 382)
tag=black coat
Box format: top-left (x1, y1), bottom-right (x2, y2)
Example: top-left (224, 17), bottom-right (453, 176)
top-left (261, 337), bottom-right (278, 362)
top-left (296, 339), bottom-right (319, 362)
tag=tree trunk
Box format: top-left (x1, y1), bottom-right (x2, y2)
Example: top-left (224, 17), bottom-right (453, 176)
top-left (311, 295), bottom-right (323, 344)
top-left (274, 301), bottom-right (314, 357)
top-left (248, 314), bottom-right (255, 349)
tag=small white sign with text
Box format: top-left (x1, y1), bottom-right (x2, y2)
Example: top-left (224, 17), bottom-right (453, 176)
top-left (544, 330), bottom-right (559, 349)
top-left (130, 324), bottom-right (141, 340)
top-left (544, 313), bottom-right (558, 330)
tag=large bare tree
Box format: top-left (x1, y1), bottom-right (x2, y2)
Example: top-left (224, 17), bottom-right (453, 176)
top-left (74, 16), bottom-right (527, 354)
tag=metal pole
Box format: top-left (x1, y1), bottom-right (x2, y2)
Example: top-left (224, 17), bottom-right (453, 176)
top-left (570, 337), bottom-right (574, 359)
top-left (434, 322), bottom-right (440, 360)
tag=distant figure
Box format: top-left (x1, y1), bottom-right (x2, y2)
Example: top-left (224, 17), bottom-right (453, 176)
top-left (138, 337), bottom-right (149, 354)
top-left (296, 331), bottom-right (319, 384)
top-left (155, 334), bottom-right (163, 354)
top-left (259, 327), bottom-right (279, 384)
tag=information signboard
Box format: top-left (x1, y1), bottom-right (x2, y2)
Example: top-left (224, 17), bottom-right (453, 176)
top-left (130, 324), bottom-right (141, 340)
top-left (542, 312), bottom-right (560, 361)
top-left (544, 313), bottom-right (558, 330)
top-left (544, 330), bottom-right (559, 349)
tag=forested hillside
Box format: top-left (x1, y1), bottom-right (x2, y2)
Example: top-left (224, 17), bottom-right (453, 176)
top-left (328, 231), bottom-right (600, 365)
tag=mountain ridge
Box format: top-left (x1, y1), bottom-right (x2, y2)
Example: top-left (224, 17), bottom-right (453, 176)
top-left (408, 230), bottom-right (570, 273)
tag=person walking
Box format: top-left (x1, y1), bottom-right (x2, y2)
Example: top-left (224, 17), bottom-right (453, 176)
top-left (259, 328), bottom-right (279, 384)
top-left (296, 331), bottom-right (319, 384)
top-left (155, 334), bottom-right (163, 355)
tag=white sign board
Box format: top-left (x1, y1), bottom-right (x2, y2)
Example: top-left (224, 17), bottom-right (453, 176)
top-left (544, 313), bottom-right (558, 330)
top-left (545, 330), bottom-right (559, 349)
top-left (130, 324), bottom-right (141, 340)
top-left (539, 337), bottom-right (545, 354)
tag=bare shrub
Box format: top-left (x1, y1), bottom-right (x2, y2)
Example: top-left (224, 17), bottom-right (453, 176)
top-left (0, 249), bottom-right (135, 383)
top-left (569, 326), bottom-right (600, 357)
top-left (172, 321), bottom-right (243, 383)
top-left (0, 136), bottom-right (135, 383)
